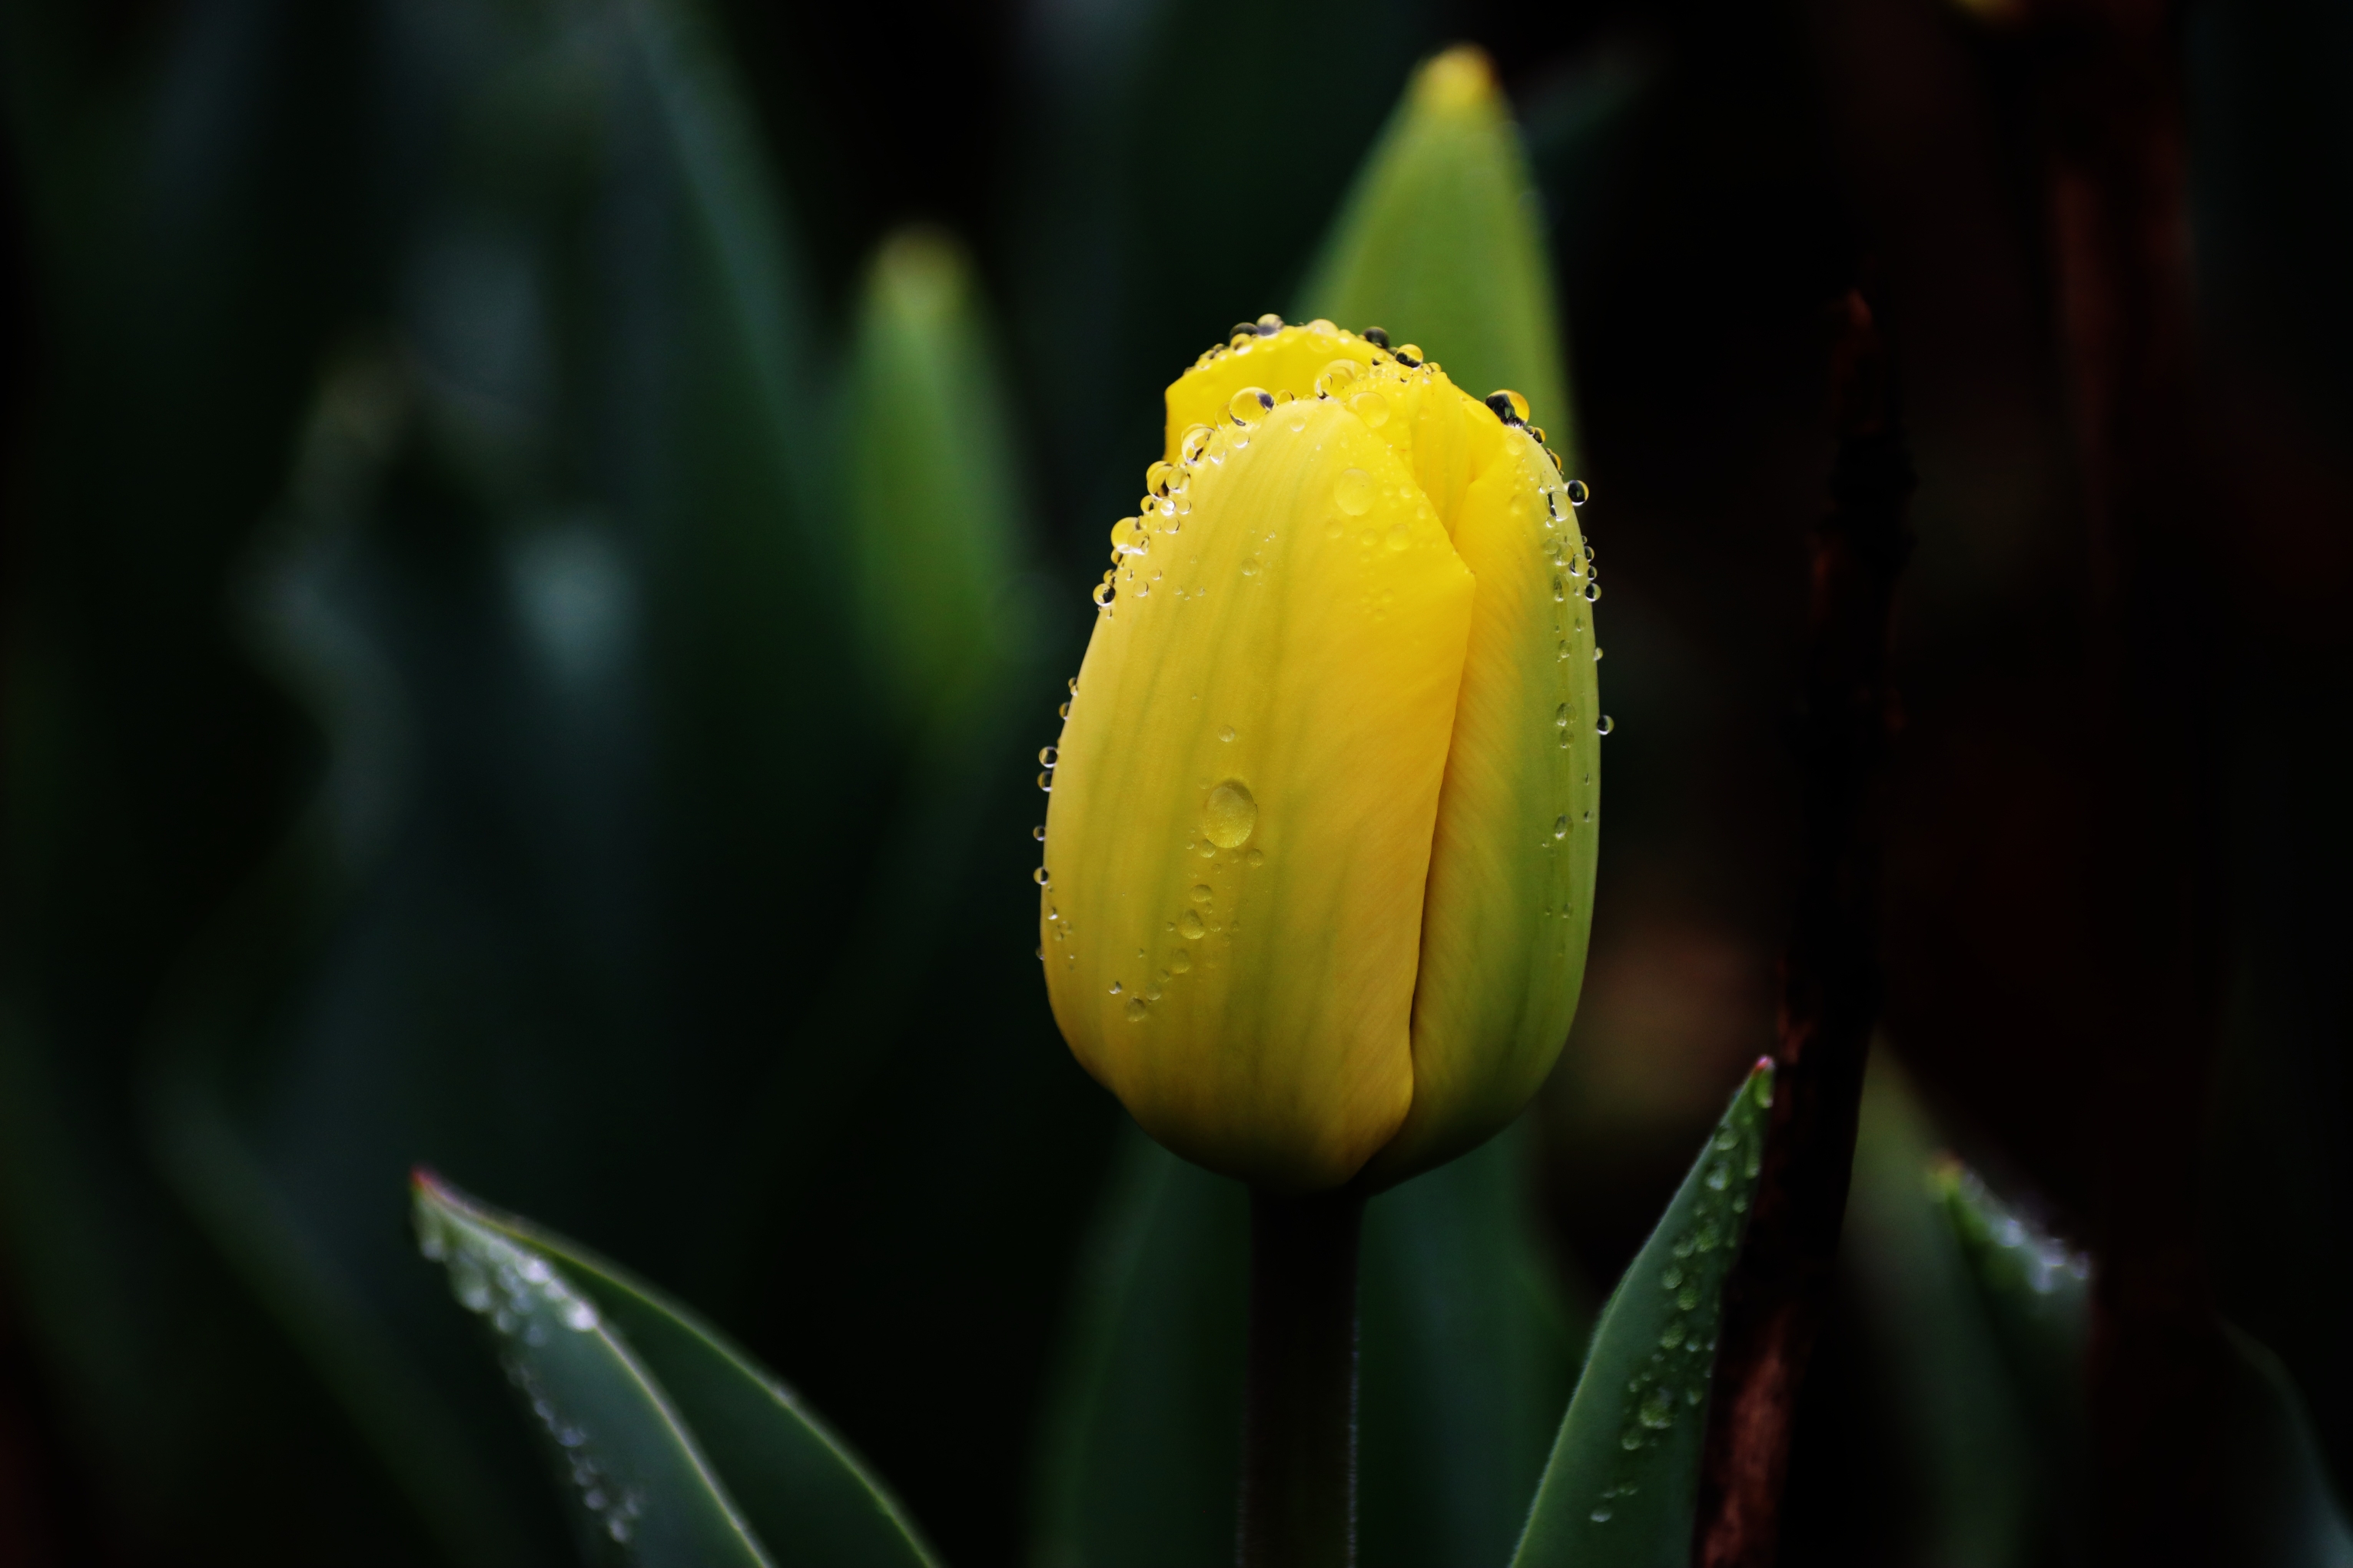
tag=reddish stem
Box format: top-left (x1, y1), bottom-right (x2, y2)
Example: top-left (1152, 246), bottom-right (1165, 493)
top-left (1694, 288), bottom-right (1914, 1568)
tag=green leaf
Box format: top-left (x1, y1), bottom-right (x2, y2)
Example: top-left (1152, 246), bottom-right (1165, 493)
top-left (1845, 1053), bottom-right (2039, 1567)
top-left (1511, 1060), bottom-right (1773, 1568)
top-left (1936, 1149), bottom-right (2353, 1567)
top-left (1297, 46), bottom-right (1575, 455)
top-left (415, 1173), bottom-right (941, 1568)
top-left (1032, 1122), bottom-right (1581, 1568)
top-left (846, 227), bottom-right (1035, 742)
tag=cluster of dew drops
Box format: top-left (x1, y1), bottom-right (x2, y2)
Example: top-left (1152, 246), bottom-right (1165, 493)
top-left (1588, 1072), bottom-right (1771, 1530)
top-left (417, 1201), bottom-right (646, 1546)
top-left (1033, 315), bottom-right (1616, 943)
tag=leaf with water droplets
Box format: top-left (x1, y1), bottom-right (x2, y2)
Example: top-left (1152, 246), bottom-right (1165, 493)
top-left (415, 1174), bottom-right (939, 1568)
top-left (1510, 1060), bottom-right (1773, 1568)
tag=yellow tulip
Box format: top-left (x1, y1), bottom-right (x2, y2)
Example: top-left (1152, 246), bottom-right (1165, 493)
top-left (1040, 320), bottom-right (1601, 1193)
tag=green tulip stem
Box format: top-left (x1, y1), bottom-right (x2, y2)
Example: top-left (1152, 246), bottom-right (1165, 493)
top-left (1237, 1183), bottom-right (1368, 1568)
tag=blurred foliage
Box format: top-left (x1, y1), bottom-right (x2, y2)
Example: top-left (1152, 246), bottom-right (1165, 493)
top-left (0, 0), bottom-right (2350, 1563)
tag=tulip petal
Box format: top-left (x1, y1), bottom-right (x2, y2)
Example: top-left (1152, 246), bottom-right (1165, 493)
top-left (1369, 415), bottom-right (1599, 1185)
top-left (1044, 395), bottom-right (1474, 1192)
top-left (1164, 337), bottom-right (1598, 1185)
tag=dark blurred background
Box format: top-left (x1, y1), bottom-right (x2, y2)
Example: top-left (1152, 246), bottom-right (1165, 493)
top-left (1, 0), bottom-right (2348, 1563)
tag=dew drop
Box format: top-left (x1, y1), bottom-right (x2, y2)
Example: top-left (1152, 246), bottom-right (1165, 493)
top-left (1244, 847), bottom-right (1265, 867)
top-left (1203, 780), bottom-right (1259, 848)
top-left (1554, 815), bottom-right (1569, 839)
top-left (1032, 824), bottom-right (1045, 841)
top-left (1170, 950), bottom-right (1192, 973)
top-left (1386, 523), bottom-right (1411, 552)
top-left (1125, 998), bottom-right (1150, 1022)
top-left (1178, 910), bottom-right (1207, 940)
top-left (1485, 389), bottom-right (1530, 424)
top-left (1180, 424), bottom-right (1216, 464)
top-left (1039, 746), bottom-right (1058, 767)
top-left (1218, 724), bottom-right (1236, 743)
top-left (1241, 557), bottom-right (1260, 577)
top-left (1349, 390), bottom-right (1389, 428)
top-left (1033, 867), bottom-right (1050, 887)
top-left (1334, 467), bottom-right (1376, 515)
top-left (1316, 360), bottom-right (1362, 399)
top-left (1108, 981), bottom-right (1122, 995)
top-left (1037, 771), bottom-right (1054, 791)
top-left (1597, 714), bottom-right (1616, 736)
top-left (1565, 479), bottom-right (1591, 506)
top-left (1229, 388), bottom-right (1273, 428)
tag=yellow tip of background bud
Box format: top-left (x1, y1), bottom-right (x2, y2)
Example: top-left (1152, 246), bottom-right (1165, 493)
top-left (1413, 45), bottom-right (1500, 114)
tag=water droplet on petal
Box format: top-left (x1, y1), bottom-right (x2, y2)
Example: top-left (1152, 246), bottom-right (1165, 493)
top-left (1334, 467), bottom-right (1376, 515)
top-left (1316, 360), bottom-right (1362, 399)
top-left (1554, 815), bottom-right (1569, 839)
top-left (1229, 387), bottom-right (1273, 428)
top-left (1125, 998), bottom-right (1150, 1022)
top-left (1597, 714), bottom-right (1616, 736)
top-left (1566, 479), bottom-right (1591, 506)
top-left (1203, 780), bottom-right (1258, 848)
top-left (1218, 724), bottom-right (1236, 743)
top-left (1178, 910), bottom-right (1206, 940)
top-left (1349, 390), bottom-right (1389, 428)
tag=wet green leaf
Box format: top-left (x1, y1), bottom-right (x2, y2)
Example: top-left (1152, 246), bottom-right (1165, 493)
top-left (416, 1173), bottom-right (940, 1568)
top-left (1298, 46), bottom-right (1575, 456)
top-left (1511, 1061), bottom-right (1772, 1568)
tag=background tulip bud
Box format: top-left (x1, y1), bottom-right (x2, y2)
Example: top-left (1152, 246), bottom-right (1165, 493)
top-left (1042, 320), bottom-right (1600, 1192)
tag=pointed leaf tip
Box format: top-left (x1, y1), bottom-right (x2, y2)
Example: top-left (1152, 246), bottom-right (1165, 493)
top-left (1510, 1063), bottom-right (1772, 1566)
top-left (415, 1177), bottom-right (939, 1568)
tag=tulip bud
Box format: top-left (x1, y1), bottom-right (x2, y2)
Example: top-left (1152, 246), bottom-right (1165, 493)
top-left (1040, 320), bottom-right (1601, 1192)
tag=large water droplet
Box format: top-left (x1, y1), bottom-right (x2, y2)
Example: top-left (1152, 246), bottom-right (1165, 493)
top-left (1566, 479), bottom-right (1591, 506)
top-left (1597, 714), bottom-right (1616, 736)
top-left (1228, 387), bottom-right (1273, 428)
top-left (1180, 424), bottom-right (1216, 464)
top-left (1170, 950), bottom-right (1192, 974)
top-left (1203, 781), bottom-right (1259, 848)
top-left (1218, 724), bottom-right (1236, 743)
top-left (1334, 467), bottom-right (1376, 515)
top-left (1178, 910), bottom-right (1207, 940)
top-left (1124, 998), bottom-right (1150, 1022)
top-left (1316, 360), bottom-right (1361, 399)
top-left (1349, 390), bottom-right (1389, 429)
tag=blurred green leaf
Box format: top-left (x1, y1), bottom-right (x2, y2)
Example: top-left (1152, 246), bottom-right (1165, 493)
top-left (1298, 46), bottom-right (1575, 451)
top-left (1512, 1061), bottom-right (1771, 1568)
top-left (1936, 1147), bottom-right (2353, 1567)
top-left (1846, 1050), bottom-right (2039, 1568)
top-left (1032, 1122), bottom-right (1580, 1568)
top-left (847, 228), bottom-right (1032, 741)
top-left (416, 1172), bottom-right (941, 1568)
